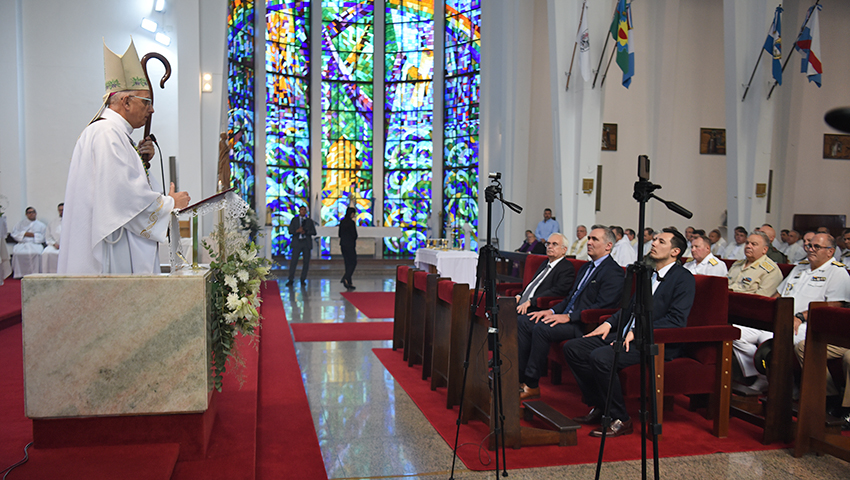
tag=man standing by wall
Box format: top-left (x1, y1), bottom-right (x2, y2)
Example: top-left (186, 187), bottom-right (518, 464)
top-left (535, 208), bottom-right (561, 242)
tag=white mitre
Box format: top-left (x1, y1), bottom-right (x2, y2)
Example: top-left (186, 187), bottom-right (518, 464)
top-left (90, 38), bottom-right (149, 124)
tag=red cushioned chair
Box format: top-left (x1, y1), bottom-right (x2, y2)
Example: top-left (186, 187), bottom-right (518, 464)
top-left (616, 275), bottom-right (739, 438)
top-left (495, 254), bottom-right (569, 309)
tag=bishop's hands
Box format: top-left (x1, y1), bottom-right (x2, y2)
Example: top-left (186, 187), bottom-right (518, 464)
top-left (169, 182), bottom-right (191, 210)
top-left (137, 137), bottom-right (155, 159)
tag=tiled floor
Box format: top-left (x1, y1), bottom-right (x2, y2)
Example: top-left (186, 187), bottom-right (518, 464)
top-left (279, 271), bottom-right (849, 479)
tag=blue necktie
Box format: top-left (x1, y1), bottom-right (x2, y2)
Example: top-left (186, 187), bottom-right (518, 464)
top-left (562, 262), bottom-right (596, 314)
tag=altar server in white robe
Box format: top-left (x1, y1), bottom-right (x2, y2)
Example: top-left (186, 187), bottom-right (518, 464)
top-left (11, 207), bottom-right (47, 278)
top-left (41, 203), bottom-right (63, 273)
top-left (58, 39), bottom-right (190, 275)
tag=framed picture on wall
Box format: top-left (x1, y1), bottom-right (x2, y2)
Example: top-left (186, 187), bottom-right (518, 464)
top-left (700, 128), bottom-right (726, 155)
top-left (601, 123), bottom-right (617, 151)
top-left (823, 134), bottom-right (850, 159)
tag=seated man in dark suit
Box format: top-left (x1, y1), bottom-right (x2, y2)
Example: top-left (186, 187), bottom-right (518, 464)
top-left (515, 233), bottom-right (575, 315)
top-left (518, 225), bottom-right (625, 400)
top-left (564, 228), bottom-right (695, 437)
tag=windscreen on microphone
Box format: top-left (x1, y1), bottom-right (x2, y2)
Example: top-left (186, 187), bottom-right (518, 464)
top-left (825, 107), bottom-right (850, 134)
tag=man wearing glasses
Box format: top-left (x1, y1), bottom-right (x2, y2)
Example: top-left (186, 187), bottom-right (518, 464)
top-left (59, 40), bottom-right (190, 274)
top-left (514, 233), bottom-right (575, 316)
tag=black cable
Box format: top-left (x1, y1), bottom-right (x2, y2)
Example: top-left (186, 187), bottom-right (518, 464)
top-left (150, 134), bottom-right (167, 195)
top-left (1, 442), bottom-right (33, 479)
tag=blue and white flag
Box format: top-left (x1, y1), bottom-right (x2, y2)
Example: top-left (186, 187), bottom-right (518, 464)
top-left (763, 5), bottom-right (783, 85)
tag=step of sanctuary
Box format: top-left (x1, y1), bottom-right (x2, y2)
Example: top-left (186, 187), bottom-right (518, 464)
top-left (271, 257), bottom-right (414, 276)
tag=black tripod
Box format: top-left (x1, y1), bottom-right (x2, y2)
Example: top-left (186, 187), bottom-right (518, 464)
top-left (595, 155), bottom-right (692, 480)
top-left (449, 173), bottom-right (522, 479)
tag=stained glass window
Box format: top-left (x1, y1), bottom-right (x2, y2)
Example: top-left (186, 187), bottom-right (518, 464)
top-left (444, 0), bottom-right (479, 250)
top-left (266, 1), bottom-right (311, 256)
top-left (320, 0), bottom-right (375, 257)
top-left (228, 0), bottom-right (256, 209)
top-left (383, 0), bottom-right (434, 256)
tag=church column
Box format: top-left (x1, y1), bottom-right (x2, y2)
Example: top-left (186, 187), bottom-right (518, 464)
top-left (253, 0), bottom-right (267, 226)
top-left (0, 0), bottom-right (26, 217)
top-left (723, 0), bottom-right (778, 231)
top-left (309, 0), bottom-right (323, 219)
top-left (549, 0), bottom-right (608, 240)
top-left (479, 0), bottom-right (534, 250)
top-left (431, 0), bottom-right (445, 239)
top-left (373, 0), bottom-right (385, 231)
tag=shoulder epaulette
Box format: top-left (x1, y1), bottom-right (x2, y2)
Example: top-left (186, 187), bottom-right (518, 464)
top-left (708, 257), bottom-right (718, 266)
top-left (832, 260), bottom-right (846, 268)
top-left (760, 261), bottom-right (775, 273)
top-left (799, 259), bottom-right (810, 265)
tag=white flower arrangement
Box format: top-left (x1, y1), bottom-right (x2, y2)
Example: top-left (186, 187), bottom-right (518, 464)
top-left (204, 218), bottom-right (273, 392)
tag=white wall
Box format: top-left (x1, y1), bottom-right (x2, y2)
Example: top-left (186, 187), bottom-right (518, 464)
top-left (597, 0), bottom-right (727, 234)
top-left (773, 0), bottom-right (850, 229)
top-left (0, 0), bottom-right (225, 233)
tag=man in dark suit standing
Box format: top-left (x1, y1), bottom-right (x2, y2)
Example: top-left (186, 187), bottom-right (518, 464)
top-left (564, 228), bottom-right (695, 437)
top-left (514, 233), bottom-right (576, 315)
top-left (518, 226), bottom-right (625, 400)
top-left (287, 205), bottom-right (316, 286)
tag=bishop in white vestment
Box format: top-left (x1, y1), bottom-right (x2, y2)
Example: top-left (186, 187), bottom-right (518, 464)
top-left (58, 40), bottom-right (190, 275)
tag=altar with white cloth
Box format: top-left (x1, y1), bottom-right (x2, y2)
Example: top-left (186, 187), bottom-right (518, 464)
top-left (414, 248), bottom-right (479, 287)
top-left (315, 226), bottom-right (403, 258)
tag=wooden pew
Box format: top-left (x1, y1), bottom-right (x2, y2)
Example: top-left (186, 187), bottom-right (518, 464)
top-left (728, 292), bottom-right (795, 444)
top-left (794, 304), bottom-right (850, 461)
top-left (406, 271), bottom-right (440, 377)
top-left (393, 265), bottom-right (416, 355)
top-left (430, 279), bottom-right (470, 408)
top-left (461, 296), bottom-right (578, 450)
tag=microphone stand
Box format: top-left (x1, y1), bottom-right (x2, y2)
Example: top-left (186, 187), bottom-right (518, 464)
top-left (595, 159), bottom-right (692, 480)
top-left (449, 174), bottom-right (521, 480)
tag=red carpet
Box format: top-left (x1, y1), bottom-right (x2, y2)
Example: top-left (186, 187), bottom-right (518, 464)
top-left (374, 348), bottom-right (788, 471)
top-left (0, 278), bottom-right (22, 330)
top-left (0, 290), bottom-right (261, 479)
top-left (291, 321), bottom-right (393, 342)
top-left (340, 291), bottom-right (395, 319)
top-left (255, 281), bottom-right (327, 479)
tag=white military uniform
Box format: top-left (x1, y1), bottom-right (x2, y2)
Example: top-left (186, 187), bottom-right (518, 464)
top-left (841, 249), bottom-right (850, 272)
top-left (611, 236), bottom-right (637, 267)
top-left (684, 252), bottom-right (728, 277)
top-left (786, 240), bottom-right (807, 264)
top-left (722, 241), bottom-right (745, 261)
top-left (568, 236), bottom-right (588, 260)
top-left (735, 259), bottom-right (850, 379)
top-left (711, 237), bottom-right (727, 257)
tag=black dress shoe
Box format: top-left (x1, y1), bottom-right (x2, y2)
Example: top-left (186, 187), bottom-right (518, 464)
top-left (346, 284), bottom-right (356, 291)
top-left (573, 407), bottom-right (603, 425)
top-left (285, 280), bottom-right (294, 287)
top-left (590, 419), bottom-right (633, 438)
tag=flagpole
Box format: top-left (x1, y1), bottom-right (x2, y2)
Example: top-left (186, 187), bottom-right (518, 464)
top-left (566, 0), bottom-right (588, 92)
top-left (599, 43), bottom-right (617, 88)
top-left (592, 1), bottom-right (620, 89)
top-left (766, 0), bottom-right (820, 100)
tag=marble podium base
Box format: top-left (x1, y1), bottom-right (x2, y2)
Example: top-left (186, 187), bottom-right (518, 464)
top-left (21, 269), bottom-right (213, 419)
